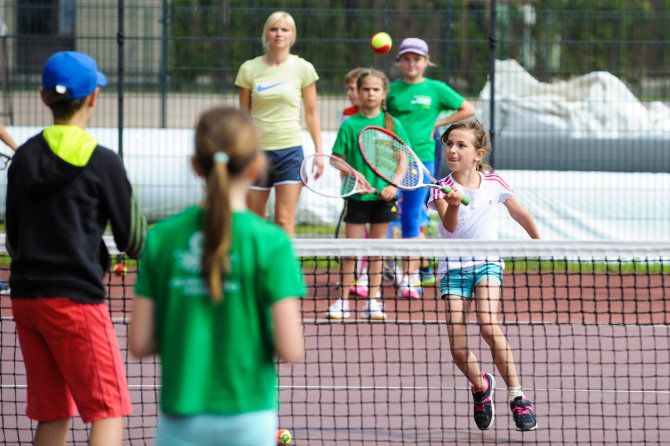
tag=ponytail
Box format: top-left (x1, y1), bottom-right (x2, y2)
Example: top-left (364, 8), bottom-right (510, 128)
top-left (477, 161), bottom-right (494, 173)
top-left (202, 153), bottom-right (232, 303)
top-left (195, 107), bottom-right (259, 303)
top-left (381, 99), bottom-right (395, 133)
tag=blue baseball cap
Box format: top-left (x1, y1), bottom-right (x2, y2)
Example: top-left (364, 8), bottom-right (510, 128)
top-left (42, 51), bottom-right (107, 99)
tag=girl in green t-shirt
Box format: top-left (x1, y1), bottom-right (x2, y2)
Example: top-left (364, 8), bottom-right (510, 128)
top-left (326, 69), bottom-right (409, 321)
top-left (130, 107), bottom-right (304, 446)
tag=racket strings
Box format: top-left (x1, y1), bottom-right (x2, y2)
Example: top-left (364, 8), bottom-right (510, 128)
top-left (362, 131), bottom-right (422, 188)
top-left (302, 154), bottom-right (358, 197)
top-left (395, 143), bottom-right (422, 188)
top-left (327, 157), bottom-right (359, 196)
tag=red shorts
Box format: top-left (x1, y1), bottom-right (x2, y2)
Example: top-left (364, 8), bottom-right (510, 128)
top-left (11, 297), bottom-right (132, 423)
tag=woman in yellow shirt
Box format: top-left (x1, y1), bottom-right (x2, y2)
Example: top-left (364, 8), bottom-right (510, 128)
top-left (235, 11), bottom-right (323, 236)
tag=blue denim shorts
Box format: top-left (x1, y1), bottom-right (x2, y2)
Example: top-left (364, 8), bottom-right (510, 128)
top-left (252, 146), bottom-right (304, 189)
top-left (439, 263), bottom-right (503, 299)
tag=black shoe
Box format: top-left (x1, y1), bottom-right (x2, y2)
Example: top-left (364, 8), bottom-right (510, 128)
top-left (471, 372), bottom-right (495, 430)
top-left (510, 396), bottom-right (537, 431)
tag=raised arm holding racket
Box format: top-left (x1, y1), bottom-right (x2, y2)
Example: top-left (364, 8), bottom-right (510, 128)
top-left (358, 125), bottom-right (470, 206)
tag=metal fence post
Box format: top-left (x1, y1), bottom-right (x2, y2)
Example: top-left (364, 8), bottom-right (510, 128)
top-left (117, 0), bottom-right (124, 160)
top-left (489, 0), bottom-right (496, 167)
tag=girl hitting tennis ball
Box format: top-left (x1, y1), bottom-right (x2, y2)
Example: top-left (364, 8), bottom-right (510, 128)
top-left (427, 119), bottom-right (539, 432)
top-left (325, 69), bottom-right (410, 320)
top-left (386, 37), bottom-right (476, 299)
top-left (130, 107), bottom-right (304, 445)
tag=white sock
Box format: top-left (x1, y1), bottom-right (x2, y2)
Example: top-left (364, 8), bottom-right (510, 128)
top-left (508, 386), bottom-right (524, 401)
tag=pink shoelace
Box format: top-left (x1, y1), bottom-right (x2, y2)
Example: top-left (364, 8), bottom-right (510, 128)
top-left (472, 389), bottom-right (491, 412)
top-left (513, 404), bottom-right (532, 415)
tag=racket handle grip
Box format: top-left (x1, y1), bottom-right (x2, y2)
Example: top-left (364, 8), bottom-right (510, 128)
top-left (441, 185), bottom-right (470, 206)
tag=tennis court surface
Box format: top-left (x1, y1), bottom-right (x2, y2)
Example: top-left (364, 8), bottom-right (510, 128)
top-left (2, 239), bottom-right (669, 445)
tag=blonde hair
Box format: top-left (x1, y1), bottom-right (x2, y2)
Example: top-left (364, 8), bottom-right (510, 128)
top-left (262, 11), bottom-right (296, 52)
top-left (194, 107), bottom-right (259, 303)
top-left (344, 67), bottom-right (367, 86)
top-left (441, 119), bottom-right (493, 172)
top-left (356, 69), bottom-right (395, 132)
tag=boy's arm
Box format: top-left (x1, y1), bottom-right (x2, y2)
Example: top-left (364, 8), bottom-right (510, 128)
top-left (103, 155), bottom-right (147, 258)
top-left (504, 197), bottom-right (540, 239)
top-left (5, 150), bottom-right (22, 257)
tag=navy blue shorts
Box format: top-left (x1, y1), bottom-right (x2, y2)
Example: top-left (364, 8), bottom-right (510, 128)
top-left (252, 146), bottom-right (304, 189)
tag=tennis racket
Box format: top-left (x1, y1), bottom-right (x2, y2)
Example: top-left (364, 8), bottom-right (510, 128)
top-left (300, 153), bottom-right (379, 198)
top-left (358, 126), bottom-right (470, 205)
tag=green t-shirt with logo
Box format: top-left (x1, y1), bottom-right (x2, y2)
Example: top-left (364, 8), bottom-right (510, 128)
top-left (331, 112), bottom-right (410, 201)
top-left (134, 206), bottom-right (305, 415)
top-left (387, 78), bottom-right (466, 162)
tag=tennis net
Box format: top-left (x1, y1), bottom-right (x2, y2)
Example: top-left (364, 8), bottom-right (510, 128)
top-left (1, 238), bottom-right (669, 445)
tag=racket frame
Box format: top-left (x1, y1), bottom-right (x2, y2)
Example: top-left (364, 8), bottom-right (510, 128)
top-left (0, 152), bottom-right (11, 170)
top-left (300, 153), bottom-right (379, 199)
top-left (358, 126), bottom-right (470, 205)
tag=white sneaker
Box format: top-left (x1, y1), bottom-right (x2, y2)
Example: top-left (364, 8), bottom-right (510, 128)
top-left (357, 269), bottom-right (369, 287)
top-left (361, 298), bottom-right (387, 320)
top-left (326, 298), bottom-right (350, 319)
top-left (382, 261), bottom-right (403, 285)
top-left (398, 274), bottom-right (422, 299)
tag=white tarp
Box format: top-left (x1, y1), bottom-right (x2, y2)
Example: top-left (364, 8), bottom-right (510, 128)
top-left (2, 125), bottom-right (668, 240)
top-left (479, 59), bottom-right (670, 138)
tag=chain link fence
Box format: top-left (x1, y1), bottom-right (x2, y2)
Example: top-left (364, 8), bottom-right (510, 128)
top-left (1, 1), bottom-right (669, 238)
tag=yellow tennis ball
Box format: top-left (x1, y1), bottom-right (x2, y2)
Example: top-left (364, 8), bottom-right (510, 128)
top-left (276, 428), bottom-right (292, 445)
top-left (371, 32), bottom-right (392, 55)
top-left (411, 168), bottom-right (418, 175)
top-left (113, 263), bottom-right (127, 276)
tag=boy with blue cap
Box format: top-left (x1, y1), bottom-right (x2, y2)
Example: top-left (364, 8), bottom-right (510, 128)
top-left (6, 51), bottom-right (146, 446)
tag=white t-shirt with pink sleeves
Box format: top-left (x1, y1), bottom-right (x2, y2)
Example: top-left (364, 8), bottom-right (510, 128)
top-left (427, 171), bottom-right (515, 274)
